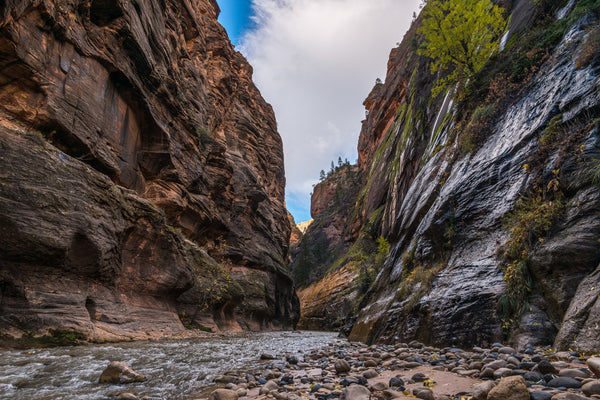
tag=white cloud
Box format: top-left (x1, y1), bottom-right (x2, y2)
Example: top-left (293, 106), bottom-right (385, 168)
top-left (240, 0), bottom-right (421, 221)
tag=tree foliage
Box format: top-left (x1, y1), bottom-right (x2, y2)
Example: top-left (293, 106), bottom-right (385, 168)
top-left (418, 0), bottom-right (506, 96)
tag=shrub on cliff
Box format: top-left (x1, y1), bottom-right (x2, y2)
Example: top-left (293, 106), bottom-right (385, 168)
top-left (418, 0), bottom-right (506, 96)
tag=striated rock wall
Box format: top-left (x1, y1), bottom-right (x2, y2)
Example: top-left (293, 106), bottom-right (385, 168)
top-left (0, 0), bottom-right (298, 341)
top-left (348, 0), bottom-right (600, 351)
top-left (301, 0), bottom-right (600, 352)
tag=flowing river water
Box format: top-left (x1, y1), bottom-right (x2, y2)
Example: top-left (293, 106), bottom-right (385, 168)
top-left (0, 331), bottom-right (344, 400)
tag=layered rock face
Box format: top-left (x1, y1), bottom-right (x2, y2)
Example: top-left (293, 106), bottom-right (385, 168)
top-left (0, 0), bottom-right (298, 341)
top-left (302, 0), bottom-right (600, 351)
top-left (291, 164), bottom-right (365, 330)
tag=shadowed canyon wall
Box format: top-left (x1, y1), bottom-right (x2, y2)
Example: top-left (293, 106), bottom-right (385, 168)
top-left (0, 0), bottom-right (299, 342)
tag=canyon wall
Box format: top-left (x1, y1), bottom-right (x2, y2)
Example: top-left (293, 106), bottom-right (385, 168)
top-left (0, 0), bottom-right (299, 342)
top-left (297, 0), bottom-right (600, 352)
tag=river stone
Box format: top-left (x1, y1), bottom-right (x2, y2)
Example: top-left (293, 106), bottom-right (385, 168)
top-left (537, 360), bottom-right (558, 375)
top-left (99, 362), bottom-right (146, 384)
top-left (261, 353), bottom-right (276, 360)
top-left (493, 367), bottom-right (513, 379)
top-left (411, 372), bottom-right (428, 382)
top-left (363, 369), bottom-right (378, 379)
top-left (370, 382), bottom-right (387, 391)
top-left (388, 376), bottom-right (404, 388)
top-left (588, 358), bottom-right (600, 378)
top-left (340, 384), bottom-right (371, 400)
top-left (547, 377), bottom-right (582, 388)
top-left (412, 387), bottom-right (434, 400)
top-left (208, 389), bottom-right (238, 400)
top-left (583, 380), bottom-right (600, 395)
top-left (529, 391), bottom-right (553, 400)
top-left (215, 375), bottom-right (236, 384)
top-left (382, 389), bottom-right (405, 399)
top-left (551, 394), bottom-right (589, 400)
top-left (524, 371), bottom-right (544, 382)
top-left (487, 376), bottom-right (529, 400)
top-left (335, 360), bottom-right (352, 374)
top-left (559, 368), bottom-right (590, 379)
top-left (259, 380), bottom-right (280, 395)
top-left (364, 360), bottom-right (378, 368)
top-left (486, 360), bottom-right (508, 370)
top-left (499, 347), bottom-right (517, 355)
top-left (472, 381), bottom-right (496, 400)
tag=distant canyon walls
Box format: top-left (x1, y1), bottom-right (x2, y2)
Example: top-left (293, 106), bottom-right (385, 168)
top-left (0, 0), bottom-right (299, 342)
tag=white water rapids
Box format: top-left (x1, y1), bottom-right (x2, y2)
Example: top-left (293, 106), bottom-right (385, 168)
top-left (0, 331), bottom-right (343, 400)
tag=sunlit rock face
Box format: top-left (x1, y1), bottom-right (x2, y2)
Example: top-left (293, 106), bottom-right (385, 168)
top-left (300, 1), bottom-right (600, 351)
top-left (0, 0), bottom-right (298, 341)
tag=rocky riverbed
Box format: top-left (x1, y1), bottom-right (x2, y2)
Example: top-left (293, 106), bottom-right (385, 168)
top-left (194, 341), bottom-right (600, 400)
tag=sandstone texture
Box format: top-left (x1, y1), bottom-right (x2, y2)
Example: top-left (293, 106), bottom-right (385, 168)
top-left (0, 0), bottom-right (298, 341)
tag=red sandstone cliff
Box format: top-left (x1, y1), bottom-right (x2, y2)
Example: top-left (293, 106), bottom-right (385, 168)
top-left (0, 0), bottom-right (299, 341)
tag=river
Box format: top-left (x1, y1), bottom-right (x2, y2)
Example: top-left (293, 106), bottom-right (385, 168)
top-left (0, 331), bottom-right (344, 400)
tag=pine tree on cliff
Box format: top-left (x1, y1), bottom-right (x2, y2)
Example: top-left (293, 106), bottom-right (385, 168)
top-left (418, 0), bottom-right (506, 96)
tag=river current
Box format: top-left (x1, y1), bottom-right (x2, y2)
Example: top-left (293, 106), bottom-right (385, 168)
top-left (0, 331), bottom-right (343, 400)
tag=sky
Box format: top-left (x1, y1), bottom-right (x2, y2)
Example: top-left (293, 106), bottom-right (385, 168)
top-left (217, 0), bottom-right (421, 222)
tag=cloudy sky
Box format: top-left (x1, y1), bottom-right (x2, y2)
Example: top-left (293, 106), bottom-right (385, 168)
top-left (217, 0), bottom-right (421, 222)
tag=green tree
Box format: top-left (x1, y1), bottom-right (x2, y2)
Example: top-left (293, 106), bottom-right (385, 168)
top-left (319, 169), bottom-right (326, 181)
top-left (418, 0), bottom-right (505, 96)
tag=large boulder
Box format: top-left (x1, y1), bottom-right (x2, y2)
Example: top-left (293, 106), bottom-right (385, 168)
top-left (99, 361), bottom-right (146, 384)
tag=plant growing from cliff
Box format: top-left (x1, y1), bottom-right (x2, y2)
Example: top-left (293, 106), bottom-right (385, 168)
top-left (418, 0), bottom-right (506, 96)
top-left (499, 192), bottom-right (564, 329)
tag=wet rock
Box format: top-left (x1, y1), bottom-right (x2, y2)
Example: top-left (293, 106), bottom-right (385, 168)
top-left (547, 377), bottom-right (582, 388)
top-left (208, 389), bottom-right (239, 400)
top-left (340, 384), bottom-right (371, 400)
top-left (487, 376), bottom-right (529, 400)
top-left (215, 376), bottom-right (237, 384)
top-left (582, 380), bottom-right (600, 396)
top-left (472, 381), bottom-right (496, 400)
top-left (261, 354), bottom-right (276, 360)
top-left (588, 358), bottom-right (600, 379)
top-left (99, 362), bottom-right (146, 384)
top-left (259, 380), bottom-right (280, 395)
top-left (335, 360), bottom-right (352, 374)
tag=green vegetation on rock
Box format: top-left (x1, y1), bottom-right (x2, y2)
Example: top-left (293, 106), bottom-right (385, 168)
top-left (418, 0), bottom-right (506, 96)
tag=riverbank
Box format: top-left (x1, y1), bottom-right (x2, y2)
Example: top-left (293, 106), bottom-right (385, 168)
top-left (201, 340), bottom-right (600, 400)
